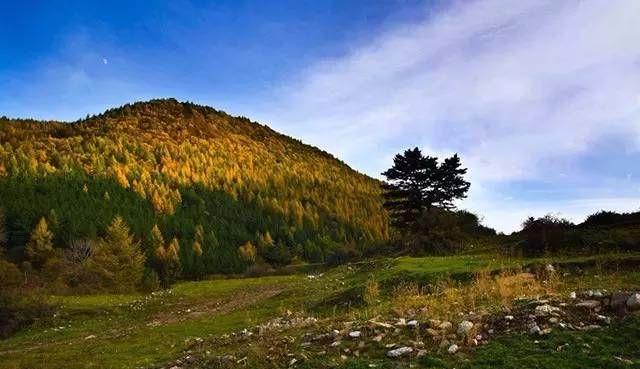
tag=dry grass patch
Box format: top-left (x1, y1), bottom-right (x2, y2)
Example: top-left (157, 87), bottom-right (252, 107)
top-left (391, 268), bottom-right (555, 321)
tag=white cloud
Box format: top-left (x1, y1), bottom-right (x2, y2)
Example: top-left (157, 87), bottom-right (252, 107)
top-left (262, 0), bottom-right (640, 232)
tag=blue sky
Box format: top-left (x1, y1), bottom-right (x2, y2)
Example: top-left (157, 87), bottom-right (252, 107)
top-left (1, 0), bottom-right (639, 232)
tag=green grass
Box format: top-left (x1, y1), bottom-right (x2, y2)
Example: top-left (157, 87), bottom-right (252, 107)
top-left (455, 316), bottom-right (640, 369)
top-left (0, 275), bottom-right (305, 369)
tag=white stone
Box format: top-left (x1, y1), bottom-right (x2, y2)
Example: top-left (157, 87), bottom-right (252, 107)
top-left (348, 331), bottom-right (361, 338)
top-left (457, 320), bottom-right (474, 335)
top-left (529, 324), bottom-right (541, 335)
top-left (386, 346), bottom-right (413, 358)
top-left (447, 344), bottom-right (459, 354)
top-left (407, 320), bottom-right (419, 327)
top-left (569, 291), bottom-right (577, 299)
top-left (593, 290), bottom-right (603, 298)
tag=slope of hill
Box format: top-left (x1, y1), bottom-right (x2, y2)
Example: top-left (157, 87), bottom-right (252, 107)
top-left (0, 98), bottom-right (388, 274)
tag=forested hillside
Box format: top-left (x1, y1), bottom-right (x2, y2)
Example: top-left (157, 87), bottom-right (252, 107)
top-left (0, 98), bottom-right (388, 277)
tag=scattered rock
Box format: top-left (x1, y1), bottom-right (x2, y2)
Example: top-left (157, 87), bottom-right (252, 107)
top-left (545, 264), bottom-right (556, 273)
top-left (614, 356), bottom-right (634, 365)
top-left (369, 320), bottom-right (394, 329)
top-left (426, 328), bottom-right (440, 337)
top-left (372, 334), bottom-right (384, 343)
top-left (596, 314), bottom-right (611, 325)
top-left (387, 346), bottom-right (413, 358)
top-left (569, 291), bottom-right (577, 299)
top-left (576, 300), bottom-right (601, 309)
top-left (457, 320), bottom-right (474, 336)
top-left (416, 349), bottom-right (428, 358)
top-left (84, 335), bottom-right (96, 340)
top-left (406, 320), bottom-right (419, 328)
top-left (428, 319), bottom-right (442, 329)
top-left (535, 304), bottom-right (559, 316)
top-left (348, 331), bottom-right (361, 338)
top-left (529, 324), bottom-right (541, 335)
top-left (438, 321), bottom-right (453, 331)
top-left (504, 315), bottom-right (514, 321)
top-left (447, 344), bottom-right (459, 354)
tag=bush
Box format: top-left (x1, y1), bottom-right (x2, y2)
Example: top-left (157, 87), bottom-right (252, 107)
top-left (0, 259), bottom-right (22, 289)
top-left (325, 249), bottom-right (350, 266)
top-left (0, 258), bottom-right (54, 338)
top-left (520, 215), bottom-right (575, 256)
top-left (405, 209), bottom-right (465, 255)
top-left (0, 293), bottom-right (55, 339)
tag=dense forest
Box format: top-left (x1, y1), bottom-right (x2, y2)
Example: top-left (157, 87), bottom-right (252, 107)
top-left (0, 99), bottom-right (389, 282)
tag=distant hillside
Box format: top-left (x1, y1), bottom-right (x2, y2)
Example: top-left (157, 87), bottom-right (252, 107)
top-left (0, 99), bottom-right (388, 274)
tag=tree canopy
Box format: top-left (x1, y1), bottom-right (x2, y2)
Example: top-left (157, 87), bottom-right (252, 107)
top-left (381, 147), bottom-right (470, 230)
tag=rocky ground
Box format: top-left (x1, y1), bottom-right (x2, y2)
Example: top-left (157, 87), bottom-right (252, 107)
top-left (164, 284), bottom-right (640, 369)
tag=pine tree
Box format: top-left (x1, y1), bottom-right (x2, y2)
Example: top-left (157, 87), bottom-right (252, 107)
top-left (381, 148), bottom-right (469, 230)
top-left (87, 216), bottom-right (145, 292)
top-left (26, 217), bottom-right (55, 268)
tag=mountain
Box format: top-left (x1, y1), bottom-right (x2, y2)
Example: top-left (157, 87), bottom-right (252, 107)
top-left (0, 99), bottom-right (388, 274)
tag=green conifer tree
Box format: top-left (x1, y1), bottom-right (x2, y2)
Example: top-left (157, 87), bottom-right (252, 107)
top-left (87, 216), bottom-right (145, 292)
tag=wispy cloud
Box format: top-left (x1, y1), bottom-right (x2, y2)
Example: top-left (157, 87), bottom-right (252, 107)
top-left (264, 0), bottom-right (640, 232)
